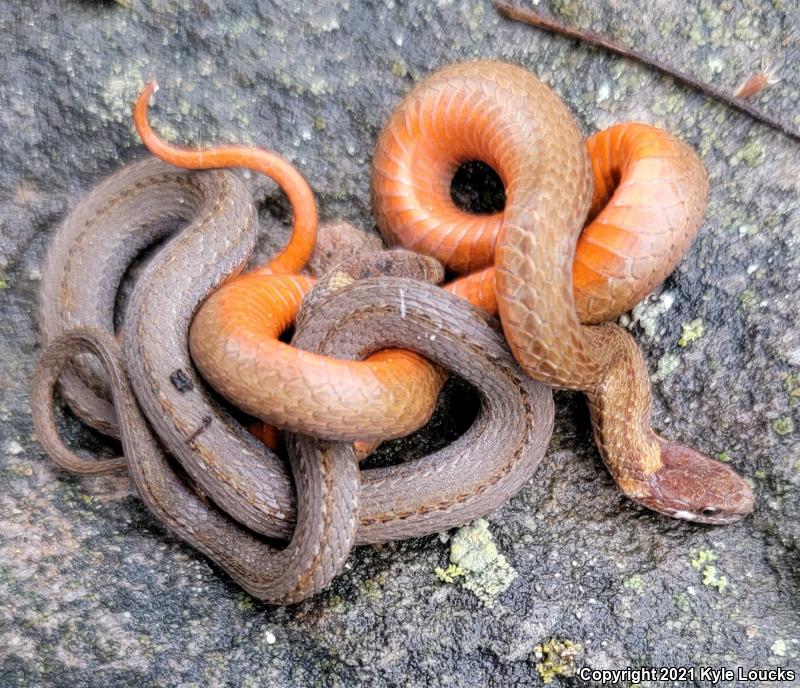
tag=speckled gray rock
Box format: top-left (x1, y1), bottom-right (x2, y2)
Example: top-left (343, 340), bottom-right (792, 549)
top-left (1, 1), bottom-right (799, 686)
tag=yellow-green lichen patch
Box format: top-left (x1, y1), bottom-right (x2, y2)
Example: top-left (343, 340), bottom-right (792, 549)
top-left (717, 452), bottom-right (732, 463)
top-left (651, 93), bottom-right (688, 117)
top-left (630, 292), bottom-right (674, 338)
top-left (673, 592), bottom-right (692, 612)
top-left (772, 416), bottom-right (794, 436)
top-left (391, 59), bottom-right (408, 78)
top-left (8, 463), bottom-right (33, 477)
top-left (622, 574), bottom-right (644, 594)
top-left (702, 565), bottom-right (728, 592)
top-left (733, 15), bottom-right (760, 42)
top-left (690, 548), bottom-right (728, 593)
top-left (236, 592), bottom-right (254, 612)
top-left (327, 594), bottom-right (345, 612)
top-left (308, 76), bottom-right (329, 97)
top-left (466, 2), bottom-right (486, 42)
top-left (550, 0), bottom-right (597, 27)
top-left (657, 13), bottom-right (678, 38)
top-left (435, 519), bottom-right (517, 607)
top-left (433, 563), bottom-right (464, 584)
top-left (678, 318), bottom-right (704, 347)
top-left (690, 548), bottom-right (717, 570)
top-left (739, 288), bottom-right (758, 310)
top-left (101, 62), bottom-right (150, 127)
top-left (729, 138), bottom-right (765, 168)
top-left (0, 277), bottom-right (8, 289)
top-left (362, 574), bottom-right (386, 601)
top-left (533, 638), bottom-right (582, 684)
top-left (610, 62), bottom-right (647, 95)
top-left (781, 373), bottom-right (800, 406)
top-left (654, 352), bottom-right (681, 381)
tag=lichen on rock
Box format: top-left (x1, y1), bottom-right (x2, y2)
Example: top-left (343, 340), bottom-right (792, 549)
top-left (434, 518), bottom-right (517, 607)
top-left (533, 638), bottom-right (582, 684)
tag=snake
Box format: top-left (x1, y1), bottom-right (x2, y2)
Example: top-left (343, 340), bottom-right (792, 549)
top-left (32, 59), bottom-right (754, 600)
top-left (32, 327), bottom-right (359, 604)
top-left (133, 61), bottom-right (752, 523)
top-left (31, 155), bottom-right (555, 599)
top-left (149, 61), bottom-right (753, 524)
top-left (371, 61), bottom-right (753, 523)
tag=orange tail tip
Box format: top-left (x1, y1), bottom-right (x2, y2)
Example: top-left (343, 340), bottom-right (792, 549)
top-left (134, 81), bottom-right (158, 132)
top-left (131, 79), bottom-right (319, 275)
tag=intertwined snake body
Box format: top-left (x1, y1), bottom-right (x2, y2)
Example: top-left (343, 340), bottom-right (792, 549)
top-left (32, 60), bottom-right (753, 603)
top-left (33, 156), bottom-right (554, 601)
top-left (371, 62), bottom-right (753, 523)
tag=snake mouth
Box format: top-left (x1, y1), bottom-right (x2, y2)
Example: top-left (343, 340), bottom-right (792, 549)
top-left (633, 487), bottom-right (755, 525)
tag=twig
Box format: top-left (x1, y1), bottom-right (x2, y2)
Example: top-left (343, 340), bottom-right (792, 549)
top-left (494, 0), bottom-right (799, 144)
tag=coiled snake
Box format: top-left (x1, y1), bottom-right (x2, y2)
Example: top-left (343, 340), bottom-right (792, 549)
top-left (32, 60), bottom-right (752, 603)
top-left (32, 156), bottom-right (553, 602)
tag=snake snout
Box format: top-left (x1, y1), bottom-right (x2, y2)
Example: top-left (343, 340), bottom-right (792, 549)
top-left (639, 440), bottom-right (755, 525)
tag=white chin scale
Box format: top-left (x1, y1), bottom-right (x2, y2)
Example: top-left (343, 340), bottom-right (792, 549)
top-left (670, 509), bottom-right (700, 522)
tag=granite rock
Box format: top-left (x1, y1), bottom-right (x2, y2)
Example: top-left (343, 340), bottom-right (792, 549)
top-left (1, 1), bottom-right (798, 686)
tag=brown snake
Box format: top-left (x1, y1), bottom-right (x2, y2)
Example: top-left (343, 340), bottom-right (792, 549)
top-left (371, 61), bottom-right (753, 523)
top-left (32, 158), bottom-right (554, 601)
top-left (32, 59), bottom-right (755, 601)
top-left (33, 328), bottom-right (360, 603)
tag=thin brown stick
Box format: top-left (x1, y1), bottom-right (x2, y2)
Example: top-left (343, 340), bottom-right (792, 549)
top-left (494, 0), bottom-right (799, 144)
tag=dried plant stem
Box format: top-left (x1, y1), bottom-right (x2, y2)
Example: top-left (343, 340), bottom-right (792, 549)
top-left (494, 0), bottom-right (799, 144)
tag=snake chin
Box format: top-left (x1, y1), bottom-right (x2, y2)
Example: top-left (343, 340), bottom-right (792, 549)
top-left (634, 439), bottom-right (755, 525)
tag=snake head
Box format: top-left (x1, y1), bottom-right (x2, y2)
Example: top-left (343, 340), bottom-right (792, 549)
top-left (635, 440), bottom-right (754, 525)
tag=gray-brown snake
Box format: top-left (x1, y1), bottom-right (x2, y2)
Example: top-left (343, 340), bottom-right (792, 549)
top-left (32, 60), bottom-right (756, 602)
top-left (32, 158), bottom-right (554, 602)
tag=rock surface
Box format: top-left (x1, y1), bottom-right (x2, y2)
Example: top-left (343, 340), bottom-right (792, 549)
top-left (1, 1), bottom-right (798, 685)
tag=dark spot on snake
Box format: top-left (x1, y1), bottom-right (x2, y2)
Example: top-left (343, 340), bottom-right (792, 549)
top-left (186, 415), bottom-right (212, 444)
top-left (170, 369), bottom-right (194, 392)
top-left (378, 256), bottom-right (393, 274)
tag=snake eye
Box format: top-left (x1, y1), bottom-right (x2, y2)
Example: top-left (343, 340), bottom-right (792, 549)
top-left (701, 507), bottom-right (719, 517)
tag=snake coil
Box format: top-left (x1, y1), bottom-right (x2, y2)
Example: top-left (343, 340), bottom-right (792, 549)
top-left (32, 61), bottom-right (752, 604)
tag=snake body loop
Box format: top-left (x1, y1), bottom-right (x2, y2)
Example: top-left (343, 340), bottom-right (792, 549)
top-left (32, 328), bottom-right (359, 604)
top-left (372, 61), bottom-right (753, 523)
top-left (34, 157), bottom-right (554, 548)
top-left (187, 252), bottom-right (448, 442)
top-left (37, 163), bottom-right (244, 438)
